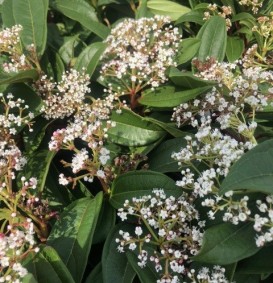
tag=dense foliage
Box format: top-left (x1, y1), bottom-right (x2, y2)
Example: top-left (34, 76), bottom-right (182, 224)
top-left (0, 0), bottom-right (273, 282)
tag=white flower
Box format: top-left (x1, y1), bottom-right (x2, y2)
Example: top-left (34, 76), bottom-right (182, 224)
top-left (135, 226), bottom-right (143, 236)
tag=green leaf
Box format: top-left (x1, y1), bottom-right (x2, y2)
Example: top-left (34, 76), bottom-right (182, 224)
top-left (226, 36), bottom-right (244, 62)
top-left (231, 12), bottom-right (256, 23)
top-left (143, 117), bottom-right (186, 138)
top-left (147, 0), bottom-right (191, 21)
top-left (0, 69), bottom-right (39, 85)
top-left (177, 38), bottom-right (201, 65)
top-left (84, 262), bottom-right (103, 283)
top-left (194, 222), bottom-right (260, 264)
top-left (23, 245), bottom-right (75, 283)
top-left (102, 224), bottom-right (136, 283)
top-left (43, 165), bottom-right (74, 208)
top-left (110, 170), bottom-right (182, 209)
top-left (41, 48), bottom-right (65, 82)
top-left (23, 117), bottom-right (51, 154)
top-left (92, 199), bottom-right (116, 244)
top-left (126, 249), bottom-right (158, 283)
top-left (169, 67), bottom-right (216, 88)
top-left (197, 16), bottom-right (227, 62)
top-left (47, 194), bottom-right (103, 283)
top-left (232, 274), bottom-right (260, 283)
top-left (175, 10), bottom-right (205, 25)
top-left (3, 0), bottom-right (49, 56)
top-left (139, 85), bottom-right (212, 107)
top-left (20, 150), bottom-right (55, 193)
top-left (136, 0), bottom-right (153, 19)
top-left (237, 245), bottom-right (273, 274)
top-left (52, 0), bottom-right (110, 39)
top-left (108, 109), bottom-right (166, 146)
top-left (2, 0), bottom-right (16, 27)
top-left (22, 273), bottom-right (38, 283)
top-left (59, 35), bottom-right (80, 65)
top-left (74, 42), bottom-right (107, 78)
top-left (148, 137), bottom-right (188, 172)
top-left (220, 139), bottom-right (273, 195)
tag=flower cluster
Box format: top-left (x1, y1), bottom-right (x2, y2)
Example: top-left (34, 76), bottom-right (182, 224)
top-left (100, 15), bottom-right (181, 104)
top-left (203, 4), bottom-right (233, 30)
top-left (170, 58), bottom-right (273, 249)
top-left (116, 189), bottom-right (204, 282)
top-left (239, 0), bottom-right (264, 14)
top-left (48, 93), bottom-right (124, 188)
top-left (171, 61), bottom-right (271, 200)
top-left (0, 25), bottom-right (33, 73)
top-left (186, 266), bottom-right (229, 283)
top-left (0, 218), bottom-right (39, 283)
top-left (0, 93), bottom-right (34, 181)
top-left (173, 60), bottom-right (272, 142)
top-left (254, 195), bottom-right (273, 247)
top-left (36, 69), bottom-right (90, 119)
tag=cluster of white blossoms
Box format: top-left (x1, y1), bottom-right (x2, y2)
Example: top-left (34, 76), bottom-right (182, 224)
top-left (186, 266), bottom-right (229, 283)
top-left (116, 189), bottom-right (205, 282)
top-left (239, 0), bottom-right (264, 13)
top-left (0, 93), bottom-right (34, 136)
top-left (100, 15), bottom-right (181, 96)
top-left (254, 195), bottom-right (273, 247)
top-left (0, 25), bottom-right (22, 51)
top-left (0, 25), bottom-right (32, 73)
top-left (0, 93), bottom-right (34, 180)
top-left (49, 93), bottom-right (122, 187)
top-left (172, 61), bottom-right (272, 142)
top-left (170, 58), bottom-right (273, 249)
top-left (36, 69), bottom-right (91, 119)
top-left (0, 219), bottom-right (39, 283)
top-left (203, 4), bottom-right (233, 30)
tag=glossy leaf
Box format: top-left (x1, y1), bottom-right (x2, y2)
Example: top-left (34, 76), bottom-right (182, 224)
top-left (136, 0), bottom-right (153, 19)
top-left (19, 150), bottom-right (55, 193)
top-left (52, 0), bottom-right (109, 39)
top-left (84, 263), bottom-right (103, 283)
top-left (2, 0), bottom-right (16, 27)
top-left (220, 139), bottom-right (273, 195)
top-left (194, 222), bottom-right (259, 264)
top-left (75, 42), bottom-right (107, 78)
top-left (59, 35), bottom-right (79, 65)
top-left (232, 274), bottom-right (260, 283)
top-left (2, 0), bottom-right (48, 56)
top-left (169, 67), bottom-right (216, 88)
top-left (147, 0), bottom-right (191, 21)
top-left (23, 117), bottom-right (51, 153)
top-left (110, 170), bottom-right (182, 209)
top-left (22, 273), bottom-right (38, 283)
top-left (0, 69), bottom-right (39, 85)
top-left (175, 10), bottom-right (204, 25)
top-left (102, 224), bottom-right (136, 283)
top-left (237, 245), bottom-right (273, 274)
top-left (108, 109), bottom-right (166, 146)
top-left (92, 199), bottom-right (116, 244)
top-left (197, 16), bottom-right (227, 62)
top-left (47, 194), bottom-right (103, 282)
top-left (23, 245), bottom-right (75, 283)
top-left (148, 137), bottom-right (188, 172)
top-left (177, 38), bottom-right (201, 65)
top-left (140, 85), bottom-right (211, 108)
top-left (226, 36), bottom-right (244, 62)
top-left (43, 165), bottom-right (74, 208)
top-left (231, 12), bottom-right (256, 23)
top-left (143, 117), bottom-right (186, 137)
